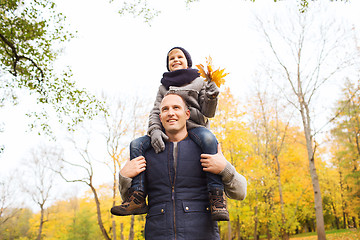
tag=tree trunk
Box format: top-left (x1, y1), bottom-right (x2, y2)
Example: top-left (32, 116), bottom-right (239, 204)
top-left (309, 156), bottom-right (326, 239)
top-left (275, 155), bottom-right (288, 239)
top-left (265, 188), bottom-right (273, 240)
top-left (120, 223), bottom-right (124, 240)
top-left (90, 184), bottom-right (111, 240)
top-left (300, 99), bottom-right (326, 240)
top-left (129, 215), bottom-right (135, 240)
top-left (352, 216), bottom-right (357, 228)
top-left (36, 206), bottom-right (44, 240)
top-left (112, 219), bottom-right (116, 240)
top-left (335, 216), bottom-right (340, 229)
top-left (219, 224), bottom-right (222, 239)
top-left (254, 191), bottom-right (259, 240)
top-left (266, 227), bottom-right (271, 240)
top-left (343, 212), bottom-right (347, 228)
top-left (227, 220), bottom-right (232, 240)
top-left (339, 169), bottom-right (347, 229)
top-left (112, 161), bottom-right (117, 240)
top-left (305, 138), bottom-right (325, 236)
top-left (236, 215), bottom-right (241, 240)
top-left (331, 203), bottom-right (340, 229)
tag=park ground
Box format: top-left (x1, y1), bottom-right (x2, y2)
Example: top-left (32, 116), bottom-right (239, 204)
top-left (289, 229), bottom-right (360, 239)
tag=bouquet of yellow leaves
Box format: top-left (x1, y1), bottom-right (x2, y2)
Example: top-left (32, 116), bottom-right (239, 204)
top-left (196, 56), bottom-right (229, 88)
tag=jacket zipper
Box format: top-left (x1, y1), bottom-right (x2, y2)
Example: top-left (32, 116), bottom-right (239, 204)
top-left (172, 143), bottom-right (178, 240)
top-left (172, 185), bottom-right (176, 240)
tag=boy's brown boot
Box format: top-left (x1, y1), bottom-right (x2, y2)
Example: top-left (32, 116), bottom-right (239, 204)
top-left (209, 189), bottom-right (229, 221)
top-left (111, 190), bottom-right (148, 216)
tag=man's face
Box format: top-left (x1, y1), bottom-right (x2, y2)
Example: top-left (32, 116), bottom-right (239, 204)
top-left (159, 94), bottom-right (190, 134)
top-left (168, 49), bottom-right (188, 72)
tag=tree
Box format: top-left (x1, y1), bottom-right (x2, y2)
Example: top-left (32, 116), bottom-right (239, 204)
top-left (26, 193), bottom-right (106, 240)
top-left (330, 79), bottom-right (360, 228)
top-left (126, 97), bottom-right (149, 240)
top-left (254, 1), bottom-right (358, 239)
top-left (0, 173), bottom-right (28, 238)
top-left (57, 128), bottom-right (112, 240)
top-left (21, 144), bottom-right (63, 240)
top-left (102, 96), bottom-right (128, 240)
top-left (211, 88), bottom-right (251, 239)
top-left (101, 94), bottom-right (149, 240)
top-left (65, 197), bottom-right (103, 240)
top-left (54, 93), bottom-right (150, 240)
top-left (244, 73), bottom-right (317, 238)
top-left (0, 175), bottom-right (17, 225)
top-left (211, 88), bottom-right (312, 238)
top-left (67, 208), bottom-right (98, 240)
top-left (248, 78), bottom-right (296, 239)
top-left (108, 0), bottom-right (350, 24)
top-left (0, 0), bottom-right (103, 137)
top-left (0, 122), bottom-right (4, 155)
top-left (0, 207), bottom-right (33, 240)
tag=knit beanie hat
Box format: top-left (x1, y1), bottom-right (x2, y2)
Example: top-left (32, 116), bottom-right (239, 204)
top-left (166, 47), bottom-right (192, 71)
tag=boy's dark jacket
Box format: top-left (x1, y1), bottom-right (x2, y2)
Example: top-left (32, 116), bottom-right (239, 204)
top-left (144, 137), bottom-right (220, 240)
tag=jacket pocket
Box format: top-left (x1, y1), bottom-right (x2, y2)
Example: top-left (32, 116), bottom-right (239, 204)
top-left (146, 203), bottom-right (166, 217)
top-left (181, 201), bottom-right (219, 239)
top-left (182, 200), bottom-right (210, 213)
top-left (145, 203), bottom-right (168, 239)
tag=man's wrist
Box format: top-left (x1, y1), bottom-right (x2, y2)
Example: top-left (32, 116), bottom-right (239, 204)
top-left (219, 161), bottom-right (233, 182)
top-left (119, 171), bottom-right (132, 181)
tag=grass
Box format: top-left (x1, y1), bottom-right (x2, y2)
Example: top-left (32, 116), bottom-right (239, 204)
top-left (290, 228), bottom-right (360, 240)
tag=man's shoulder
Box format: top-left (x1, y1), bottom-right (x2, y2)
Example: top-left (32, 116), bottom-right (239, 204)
top-left (144, 137), bottom-right (201, 157)
top-left (178, 137), bottom-right (202, 154)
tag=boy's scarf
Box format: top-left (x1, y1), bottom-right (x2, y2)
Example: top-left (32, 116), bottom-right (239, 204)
top-left (161, 68), bottom-right (200, 90)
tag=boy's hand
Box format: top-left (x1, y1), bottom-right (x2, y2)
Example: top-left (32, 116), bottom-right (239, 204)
top-left (151, 129), bottom-right (169, 153)
top-left (205, 81), bottom-right (219, 99)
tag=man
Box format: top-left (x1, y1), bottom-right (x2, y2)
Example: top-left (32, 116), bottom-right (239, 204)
top-left (112, 93), bottom-right (247, 239)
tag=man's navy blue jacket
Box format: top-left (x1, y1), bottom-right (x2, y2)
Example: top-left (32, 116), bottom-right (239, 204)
top-left (144, 137), bottom-right (220, 240)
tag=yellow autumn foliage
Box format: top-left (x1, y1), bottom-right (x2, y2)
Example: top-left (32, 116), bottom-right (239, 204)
top-left (196, 56), bottom-right (229, 87)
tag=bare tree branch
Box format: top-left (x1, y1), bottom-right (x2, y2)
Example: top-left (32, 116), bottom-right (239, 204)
top-left (0, 32), bottom-right (45, 81)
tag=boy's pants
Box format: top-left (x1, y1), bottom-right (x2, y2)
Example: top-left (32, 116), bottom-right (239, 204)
top-left (129, 127), bottom-right (224, 193)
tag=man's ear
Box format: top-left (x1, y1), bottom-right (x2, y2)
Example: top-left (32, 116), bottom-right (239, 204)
top-left (186, 109), bottom-right (190, 120)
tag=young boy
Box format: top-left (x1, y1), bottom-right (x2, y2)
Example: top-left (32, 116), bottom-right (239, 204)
top-left (111, 47), bottom-right (229, 221)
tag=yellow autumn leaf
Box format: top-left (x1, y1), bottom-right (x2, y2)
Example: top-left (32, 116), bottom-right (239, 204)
top-left (212, 68), bottom-right (229, 87)
top-left (196, 56), bottom-right (228, 87)
top-left (196, 64), bottom-right (207, 79)
top-left (207, 56), bottom-right (213, 73)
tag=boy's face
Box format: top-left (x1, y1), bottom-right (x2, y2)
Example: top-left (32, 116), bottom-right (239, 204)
top-left (168, 49), bottom-right (188, 72)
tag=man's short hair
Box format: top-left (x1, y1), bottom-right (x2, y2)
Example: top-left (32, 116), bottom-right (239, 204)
top-left (162, 92), bottom-right (189, 110)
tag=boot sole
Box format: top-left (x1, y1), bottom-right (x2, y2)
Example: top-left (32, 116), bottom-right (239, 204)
top-left (211, 212), bottom-right (230, 221)
top-left (111, 206), bottom-right (149, 216)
